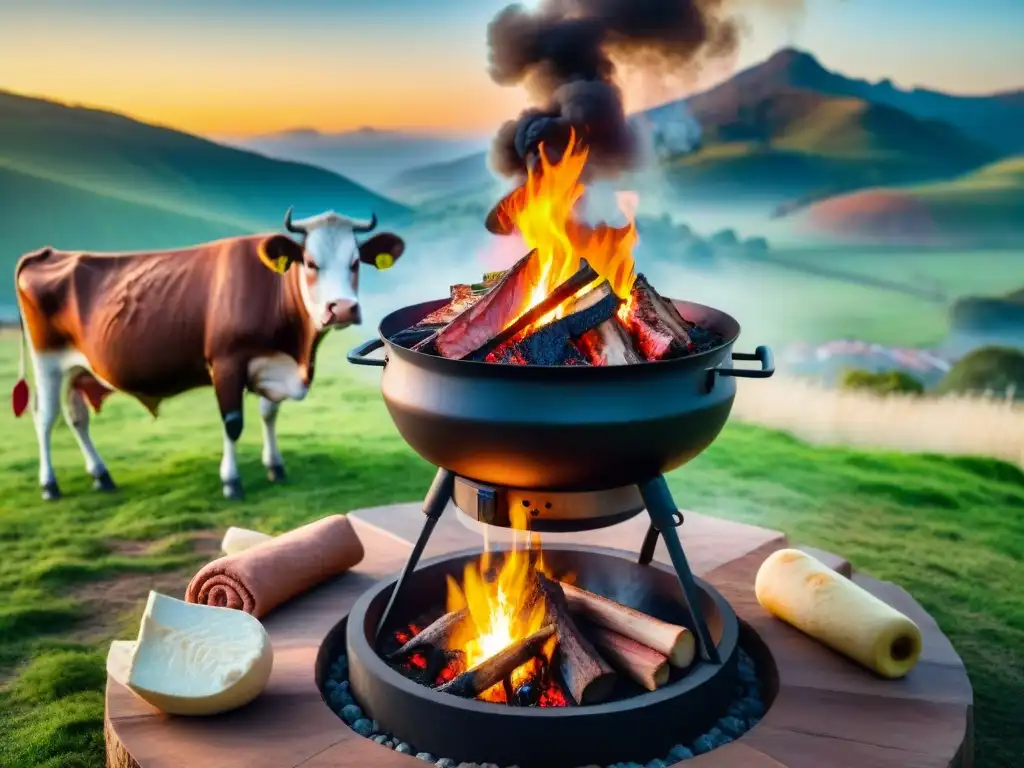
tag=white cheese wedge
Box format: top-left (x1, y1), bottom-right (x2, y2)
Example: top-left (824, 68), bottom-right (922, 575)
top-left (111, 591), bottom-right (274, 715)
top-left (106, 639), bottom-right (136, 687)
top-left (220, 526), bottom-right (274, 555)
top-left (755, 548), bottom-right (922, 679)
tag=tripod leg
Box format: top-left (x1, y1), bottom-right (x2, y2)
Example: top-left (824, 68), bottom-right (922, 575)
top-left (638, 523), bottom-right (659, 566)
top-left (638, 475), bottom-right (721, 665)
top-left (374, 468), bottom-right (456, 641)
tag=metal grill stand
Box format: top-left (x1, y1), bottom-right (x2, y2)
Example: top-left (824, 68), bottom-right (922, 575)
top-left (373, 468), bottom-right (721, 665)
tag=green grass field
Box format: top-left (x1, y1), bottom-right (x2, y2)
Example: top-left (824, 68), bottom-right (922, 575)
top-left (748, 246), bottom-right (1024, 296)
top-left (648, 247), bottom-right (1024, 349)
top-left (0, 330), bottom-right (1022, 767)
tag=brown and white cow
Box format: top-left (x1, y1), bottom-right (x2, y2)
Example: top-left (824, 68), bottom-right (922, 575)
top-left (12, 207), bottom-right (405, 501)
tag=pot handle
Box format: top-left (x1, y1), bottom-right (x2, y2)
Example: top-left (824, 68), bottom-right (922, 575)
top-left (347, 338), bottom-right (387, 368)
top-left (718, 345), bottom-right (775, 379)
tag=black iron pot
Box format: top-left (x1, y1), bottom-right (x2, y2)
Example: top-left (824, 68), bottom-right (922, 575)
top-left (348, 298), bottom-right (773, 492)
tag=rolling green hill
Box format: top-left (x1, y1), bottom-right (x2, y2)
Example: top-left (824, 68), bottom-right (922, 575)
top-left (387, 89), bottom-right (998, 210)
top-left (386, 151), bottom-right (503, 206)
top-left (0, 90), bottom-right (413, 307)
top-left (665, 89), bottom-right (1000, 205)
top-left (796, 156), bottom-right (1024, 246)
top-left (0, 162), bottom-right (242, 254)
top-left (951, 275), bottom-right (1024, 335)
top-left (387, 48), bottom-right (1011, 211)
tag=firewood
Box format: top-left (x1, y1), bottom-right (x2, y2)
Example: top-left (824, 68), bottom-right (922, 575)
top-left (577, 317), bottom-right (644, 366)
top-left (537, 575), bottom-right (617, 705)
top-left (581, 621), bottom-right (670, 691)
top-left (465, 259), bottom-right (601, 362)
top-left (558, 581), bottom-right (696, 669)
top-left (490, 283), bottom-right (620, 366)
top-left (435, 624), bottom-right (555, 699)
top-left (384, 609), bottom-right (468, 661)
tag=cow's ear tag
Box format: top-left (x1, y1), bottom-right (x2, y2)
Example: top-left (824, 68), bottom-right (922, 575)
top-left (258, 242), bottom-right (291, 274)
top-left (12, 378), bottom-right (29, 417)
top-left (375, 252), bottom-right (394, 270)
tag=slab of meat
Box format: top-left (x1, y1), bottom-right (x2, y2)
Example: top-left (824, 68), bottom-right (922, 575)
top-left (623, 275), bottom-right (703, 361)
top-left (433, 252), bottom-right (537, 360)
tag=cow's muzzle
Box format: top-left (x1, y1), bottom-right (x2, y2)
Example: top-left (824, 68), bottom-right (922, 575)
top-left (322, 300), bottom-right (361, 328)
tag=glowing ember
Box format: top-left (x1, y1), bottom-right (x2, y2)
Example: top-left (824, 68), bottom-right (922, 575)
top-left (393, 623), bottom-right (422, 646)
top-left (496, 130), bottom-right (638, 333)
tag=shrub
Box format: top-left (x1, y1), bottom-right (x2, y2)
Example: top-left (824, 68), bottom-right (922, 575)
top-left (708, 228), bottom-right (738, 247)
top-left (840, 368), bottom-right (925, 396)
top-left (938, 347), bottom-right (1024, 400)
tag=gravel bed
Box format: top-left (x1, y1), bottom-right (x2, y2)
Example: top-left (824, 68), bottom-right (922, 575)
top-left (323, 646), bottom-right (765, 767)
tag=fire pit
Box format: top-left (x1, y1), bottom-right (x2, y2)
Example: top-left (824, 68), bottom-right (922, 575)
top-left (343, 134), bottom-right (775, 767)
top-left (346, 546), bottom-right (739, 767)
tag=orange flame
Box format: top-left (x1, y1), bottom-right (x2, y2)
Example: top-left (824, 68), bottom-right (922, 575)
top-left (498, 130), bottom-right (639, 331)
top-left (441, 132), bottom-right (638, 701)
top-left (444, 507), bottom-right (565, 701)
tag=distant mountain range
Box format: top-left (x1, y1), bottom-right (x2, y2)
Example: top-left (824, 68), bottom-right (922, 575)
top-left (385, 48), bottom-right (1024, 242)
top-left (686, 48), bottom-right (1024, 155)
top-left (0, 90), bottom-right (411, 306)
top-left (227, 127), bottom-right (490, 191)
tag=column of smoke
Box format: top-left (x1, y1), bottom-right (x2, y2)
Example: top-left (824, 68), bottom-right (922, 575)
top-left (486, 0), bottom-right (742, 183)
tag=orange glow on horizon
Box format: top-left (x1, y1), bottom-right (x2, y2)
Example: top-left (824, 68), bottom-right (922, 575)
top-left (0, 32), bottom-right (528, 137)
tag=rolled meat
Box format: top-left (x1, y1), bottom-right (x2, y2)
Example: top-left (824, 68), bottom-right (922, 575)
top-left (186, 515), bottom-right (364, 618)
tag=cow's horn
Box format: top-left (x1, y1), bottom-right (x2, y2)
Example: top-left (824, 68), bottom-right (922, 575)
top-left (284, 206), bottom-right (307, 235)
top-left (353, 213), bottom-right (377, 234)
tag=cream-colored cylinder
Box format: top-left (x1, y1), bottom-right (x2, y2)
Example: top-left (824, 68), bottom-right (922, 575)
top-left (755, 548), bottom-right (923, 679)
top-left (220, 527), bottom-right (273, 556)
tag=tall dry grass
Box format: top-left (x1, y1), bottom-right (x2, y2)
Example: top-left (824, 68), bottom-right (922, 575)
top-left (732, 376), bottom-right (1024, 468)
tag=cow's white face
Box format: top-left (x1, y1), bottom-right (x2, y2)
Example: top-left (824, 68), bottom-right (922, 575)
top-left (288, 211), bottom-right (370, 331)
top-left (258, 208), bottom-right (406, 330)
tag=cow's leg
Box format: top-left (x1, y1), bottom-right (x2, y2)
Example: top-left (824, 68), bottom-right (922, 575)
top-left (62, 383), bottom-right (116, 492)
top-left (260, 397), bottom-right (286, 482)
top-left (31, 352), bottom-right (64, 501)
top-left (212, 358), bottom-right (247, 500)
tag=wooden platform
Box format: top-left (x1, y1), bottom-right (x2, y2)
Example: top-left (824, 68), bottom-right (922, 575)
top-left (105, 502), bottom-right (974, 768)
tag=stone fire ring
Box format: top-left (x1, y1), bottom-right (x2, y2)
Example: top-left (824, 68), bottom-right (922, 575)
top-left (105, 504), bottom-right (974, 768)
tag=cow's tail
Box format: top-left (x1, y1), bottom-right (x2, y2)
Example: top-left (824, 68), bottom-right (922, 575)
top-left (10, 314), bottom-right (31, 418)
top-left (11, 256), bottom-right (35, 418)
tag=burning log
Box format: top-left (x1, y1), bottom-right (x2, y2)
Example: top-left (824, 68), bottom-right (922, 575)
top-left (538, 575), bottom-right (617, 705)
top-left (385, 608), bottom-right (468, 661)
top-left (623, 274), bottom-right (708, 362)
top-left (384, 609), bottom-right (471, 685)
top-left (581, 622), bottom-right (670, 691)
top-left (435, 624), bottom-right (555, 699)
top-left (489, 282), bottom-right (621, 366)
top-left (577, 318), bottom-right (644, 366)
top-left (558, 581), bottom-right (696, 669)
top-left (464, 259), bottom-right (601, 362)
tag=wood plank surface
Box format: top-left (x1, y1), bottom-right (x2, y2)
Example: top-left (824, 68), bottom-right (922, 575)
top-left (105, 502), bottom-right (972, 768)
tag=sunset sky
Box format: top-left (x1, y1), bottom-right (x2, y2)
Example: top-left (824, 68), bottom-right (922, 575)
top-left (2, 0), bottom-right (1022, 137)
